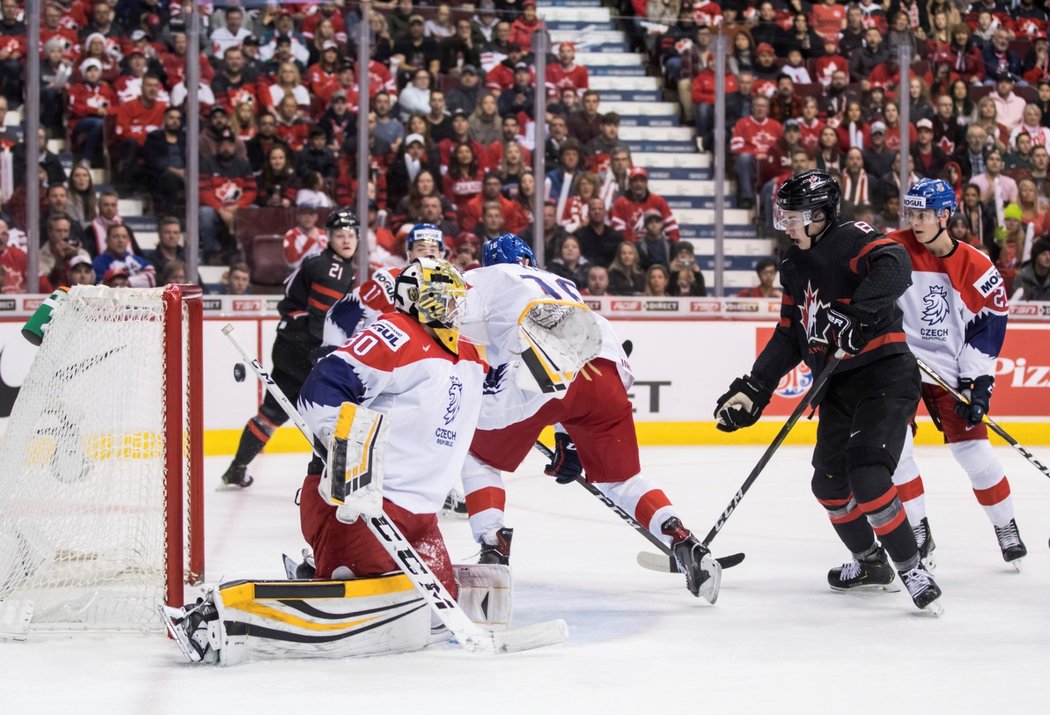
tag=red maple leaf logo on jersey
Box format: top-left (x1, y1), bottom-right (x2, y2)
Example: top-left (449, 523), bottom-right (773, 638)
top-left (798, 281), bottom-right (832, 346)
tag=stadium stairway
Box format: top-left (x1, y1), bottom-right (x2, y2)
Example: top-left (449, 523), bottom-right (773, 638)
top-left (542, 0), bottom-right (772, 291)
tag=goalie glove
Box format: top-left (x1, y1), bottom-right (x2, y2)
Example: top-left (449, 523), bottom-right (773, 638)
top-left (825, 302), bottom-right (870, 355)
top-left (954, 375), bottom-right (994, 426)
top-left (544, 431), bottom-right (582, 484)
top-left (714, 375), bottom-right (772, 432)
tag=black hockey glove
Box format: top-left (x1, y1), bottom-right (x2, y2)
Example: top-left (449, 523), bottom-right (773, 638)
top-left (826, 302), bottom-right (869, 355)
top-left (714, 376), bottom-right (772, 432)
top-left (544, 432), bottom-right (582, 484)
top-left (955, 375), bottom-right (994, 426)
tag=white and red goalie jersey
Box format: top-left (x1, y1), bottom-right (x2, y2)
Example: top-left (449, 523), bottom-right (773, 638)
top-left (299, 311), bottom-right (488, 514)
top-left (889, 228), bottom-right (1009, 385)
top-left (322, 266), bottom-right (403, 348)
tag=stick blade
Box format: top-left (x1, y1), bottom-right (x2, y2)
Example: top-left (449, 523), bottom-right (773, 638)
top-left (462, 618), bottom-right (569, 654)
top-left (636, 551), bottom-right (746, 573)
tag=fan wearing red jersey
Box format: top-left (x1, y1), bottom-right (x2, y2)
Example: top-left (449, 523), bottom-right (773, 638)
top-left (889, 179), bottom-right (1027, 570)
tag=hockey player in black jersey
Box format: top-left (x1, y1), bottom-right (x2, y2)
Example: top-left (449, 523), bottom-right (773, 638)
top-left (220, 207), bottom-right (359, 488)
top-left (713, 170), bottom-right (944, 615)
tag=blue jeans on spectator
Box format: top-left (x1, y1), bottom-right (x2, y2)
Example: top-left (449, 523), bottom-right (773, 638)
top-left (198, 207), bottom-right (225, 258)
top-left (664, 55), bottom-right (683, 82)
top-left (734, 153), bottom-right (757, 201)
top-left (74, 117), bottom-right (104, 165)
top-left (695, 102), bottom-right (714, 150)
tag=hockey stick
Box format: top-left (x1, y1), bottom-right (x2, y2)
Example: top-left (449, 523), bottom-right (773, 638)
top-left (699, 349), bottom-right (847, 549)
top-left (221, 324), bottom-right (568, 654)
top-left (915, 357), bottom-right (1050, 481)
top-left (532, 441), bottom-right (745, 573)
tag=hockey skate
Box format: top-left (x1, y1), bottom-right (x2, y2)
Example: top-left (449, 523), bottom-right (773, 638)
top-left (282, 548), bottom-right (316, 579)
top-left (441, 488), bottom-right (468, 518)
top-left (158, 593), bottom-right (221, 664)
top-left (994, 518), bottom-right (1027, 571)
top-left (219, 462), bottom-right (254, 490)
top-left (898, 564), bottom-right (944, 616)
top-left (828, 547), bottom-right (900, 592)
top-left (661, 517), bottom-right (721, 604)
top-left (914, 517), bottom-right (936, 571)
top-left (479, 528), bottom-right (513, 565)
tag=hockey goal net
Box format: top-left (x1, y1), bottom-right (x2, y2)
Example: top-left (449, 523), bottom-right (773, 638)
top-left (0, 285), bottom-right (203, 637)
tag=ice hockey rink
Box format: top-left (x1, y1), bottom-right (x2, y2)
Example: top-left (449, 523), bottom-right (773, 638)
top-left (3, 444), bottom-right (1049, 713)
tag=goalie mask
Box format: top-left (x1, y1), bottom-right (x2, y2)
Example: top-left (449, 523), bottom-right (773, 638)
top-left (394, 258), bottom-right (467, 354)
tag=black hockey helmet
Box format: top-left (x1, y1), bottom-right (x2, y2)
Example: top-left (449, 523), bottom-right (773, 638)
top-left (325, 206), bottom-right (360, 237)
top-left (774, 169), bottom-right (841, 230)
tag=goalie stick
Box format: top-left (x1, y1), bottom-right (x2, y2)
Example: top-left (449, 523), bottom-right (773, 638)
top-left (221, 325), bottom-right (568, 654)
top-left (915, 357), bottom-right (1050, 481)
top-left (532, 441), bottom-right (745, 573)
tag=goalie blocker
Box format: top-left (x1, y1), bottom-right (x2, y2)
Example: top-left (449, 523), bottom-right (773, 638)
top-left (160, 565), bottom-right (512, 665)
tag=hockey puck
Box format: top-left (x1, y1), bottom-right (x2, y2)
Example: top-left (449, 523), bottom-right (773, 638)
top-left (233, 362), bottom-right (246, 382)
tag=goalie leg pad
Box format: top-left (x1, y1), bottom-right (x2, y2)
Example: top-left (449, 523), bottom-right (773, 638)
top-left (321, 402), bottom-right (389, 520)
top-left (454, 564), bottom-right (512, 629)
top-left (516, 300), bottom-right (602, 394)
top-left (172, 576), bottom-right (432, 666)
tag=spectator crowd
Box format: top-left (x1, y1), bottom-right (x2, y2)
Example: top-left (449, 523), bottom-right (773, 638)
top-left (650, 0), bottom-right (1050, 298)
top-left (0, 0), bottom-right (1047, 300)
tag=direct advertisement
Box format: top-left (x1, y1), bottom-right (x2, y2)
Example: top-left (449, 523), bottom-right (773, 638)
top-left (0, 310), bottom-right (1047, 449)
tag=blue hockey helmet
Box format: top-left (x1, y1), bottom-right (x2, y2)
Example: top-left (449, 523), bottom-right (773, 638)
top-left (482, 233), bottom-right (536, 267)
top-left (406, 223), bottom-right (446, 257)
top-left (904, 178), bottom-right (957, 216)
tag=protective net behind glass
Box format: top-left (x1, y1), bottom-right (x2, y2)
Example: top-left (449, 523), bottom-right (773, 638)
top-left (0, 286), bottom-right (176, 634)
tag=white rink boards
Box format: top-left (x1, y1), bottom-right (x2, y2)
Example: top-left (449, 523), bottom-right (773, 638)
top-left (2, 445), bottom-right (1049, 714)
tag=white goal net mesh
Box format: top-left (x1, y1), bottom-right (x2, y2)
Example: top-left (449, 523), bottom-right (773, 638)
top-left (0, 286), bottom-right (189, 635)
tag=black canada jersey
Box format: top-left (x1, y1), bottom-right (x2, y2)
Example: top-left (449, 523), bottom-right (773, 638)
top-left (277, 247), bottom-right (355, 343)
top-left (752, 219), bottom-right (914, 393)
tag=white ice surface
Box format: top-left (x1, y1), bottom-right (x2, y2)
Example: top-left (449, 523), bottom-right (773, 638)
top-left (3, 445), bottom-right (1049, 714)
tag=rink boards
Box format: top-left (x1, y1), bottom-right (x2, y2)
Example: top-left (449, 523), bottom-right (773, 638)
top-left (0, 296), bottom-right (1047, 449)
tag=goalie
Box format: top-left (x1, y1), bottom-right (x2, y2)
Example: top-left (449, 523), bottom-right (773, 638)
top-left (162, 259), bottom-right (497, 664)
top-left (458, 235), bottom-right (721, 603)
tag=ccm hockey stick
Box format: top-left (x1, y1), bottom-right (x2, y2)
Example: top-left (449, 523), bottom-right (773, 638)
top-left (222, 325), bottom-right (568, 654)
top-left (533, 441), bottom-right (745, 573)
top-left (698, 349), bottom-right (847, 550)
top-left (915, 357), bottom-right (1050, 481)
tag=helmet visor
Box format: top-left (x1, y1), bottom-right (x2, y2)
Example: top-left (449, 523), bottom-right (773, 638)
top-left (773, 206), bottom-right (814, 231)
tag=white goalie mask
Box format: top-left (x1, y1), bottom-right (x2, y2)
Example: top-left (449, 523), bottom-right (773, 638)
top-left (393, 258), bottom-right (467, 353)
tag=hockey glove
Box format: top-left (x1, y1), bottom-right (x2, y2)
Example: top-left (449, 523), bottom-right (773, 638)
top-left (714, 376), bottom-right (772, 432)
top-left (544, 432), bottom-right (582, 484)
top-left (826, 302), bottom-right (869, 355)
top-left (955, 375), bottom-right (994, 426)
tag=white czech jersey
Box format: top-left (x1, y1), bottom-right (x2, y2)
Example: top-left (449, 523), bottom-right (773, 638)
top-left (299, 312), bottom-right (488, 514)
top-left (322, 266), bottom-right (402, 348)
top-left (889, 229), bottom-right (1009, 385)
top-left (462, 263), bottom-right (632, 429)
